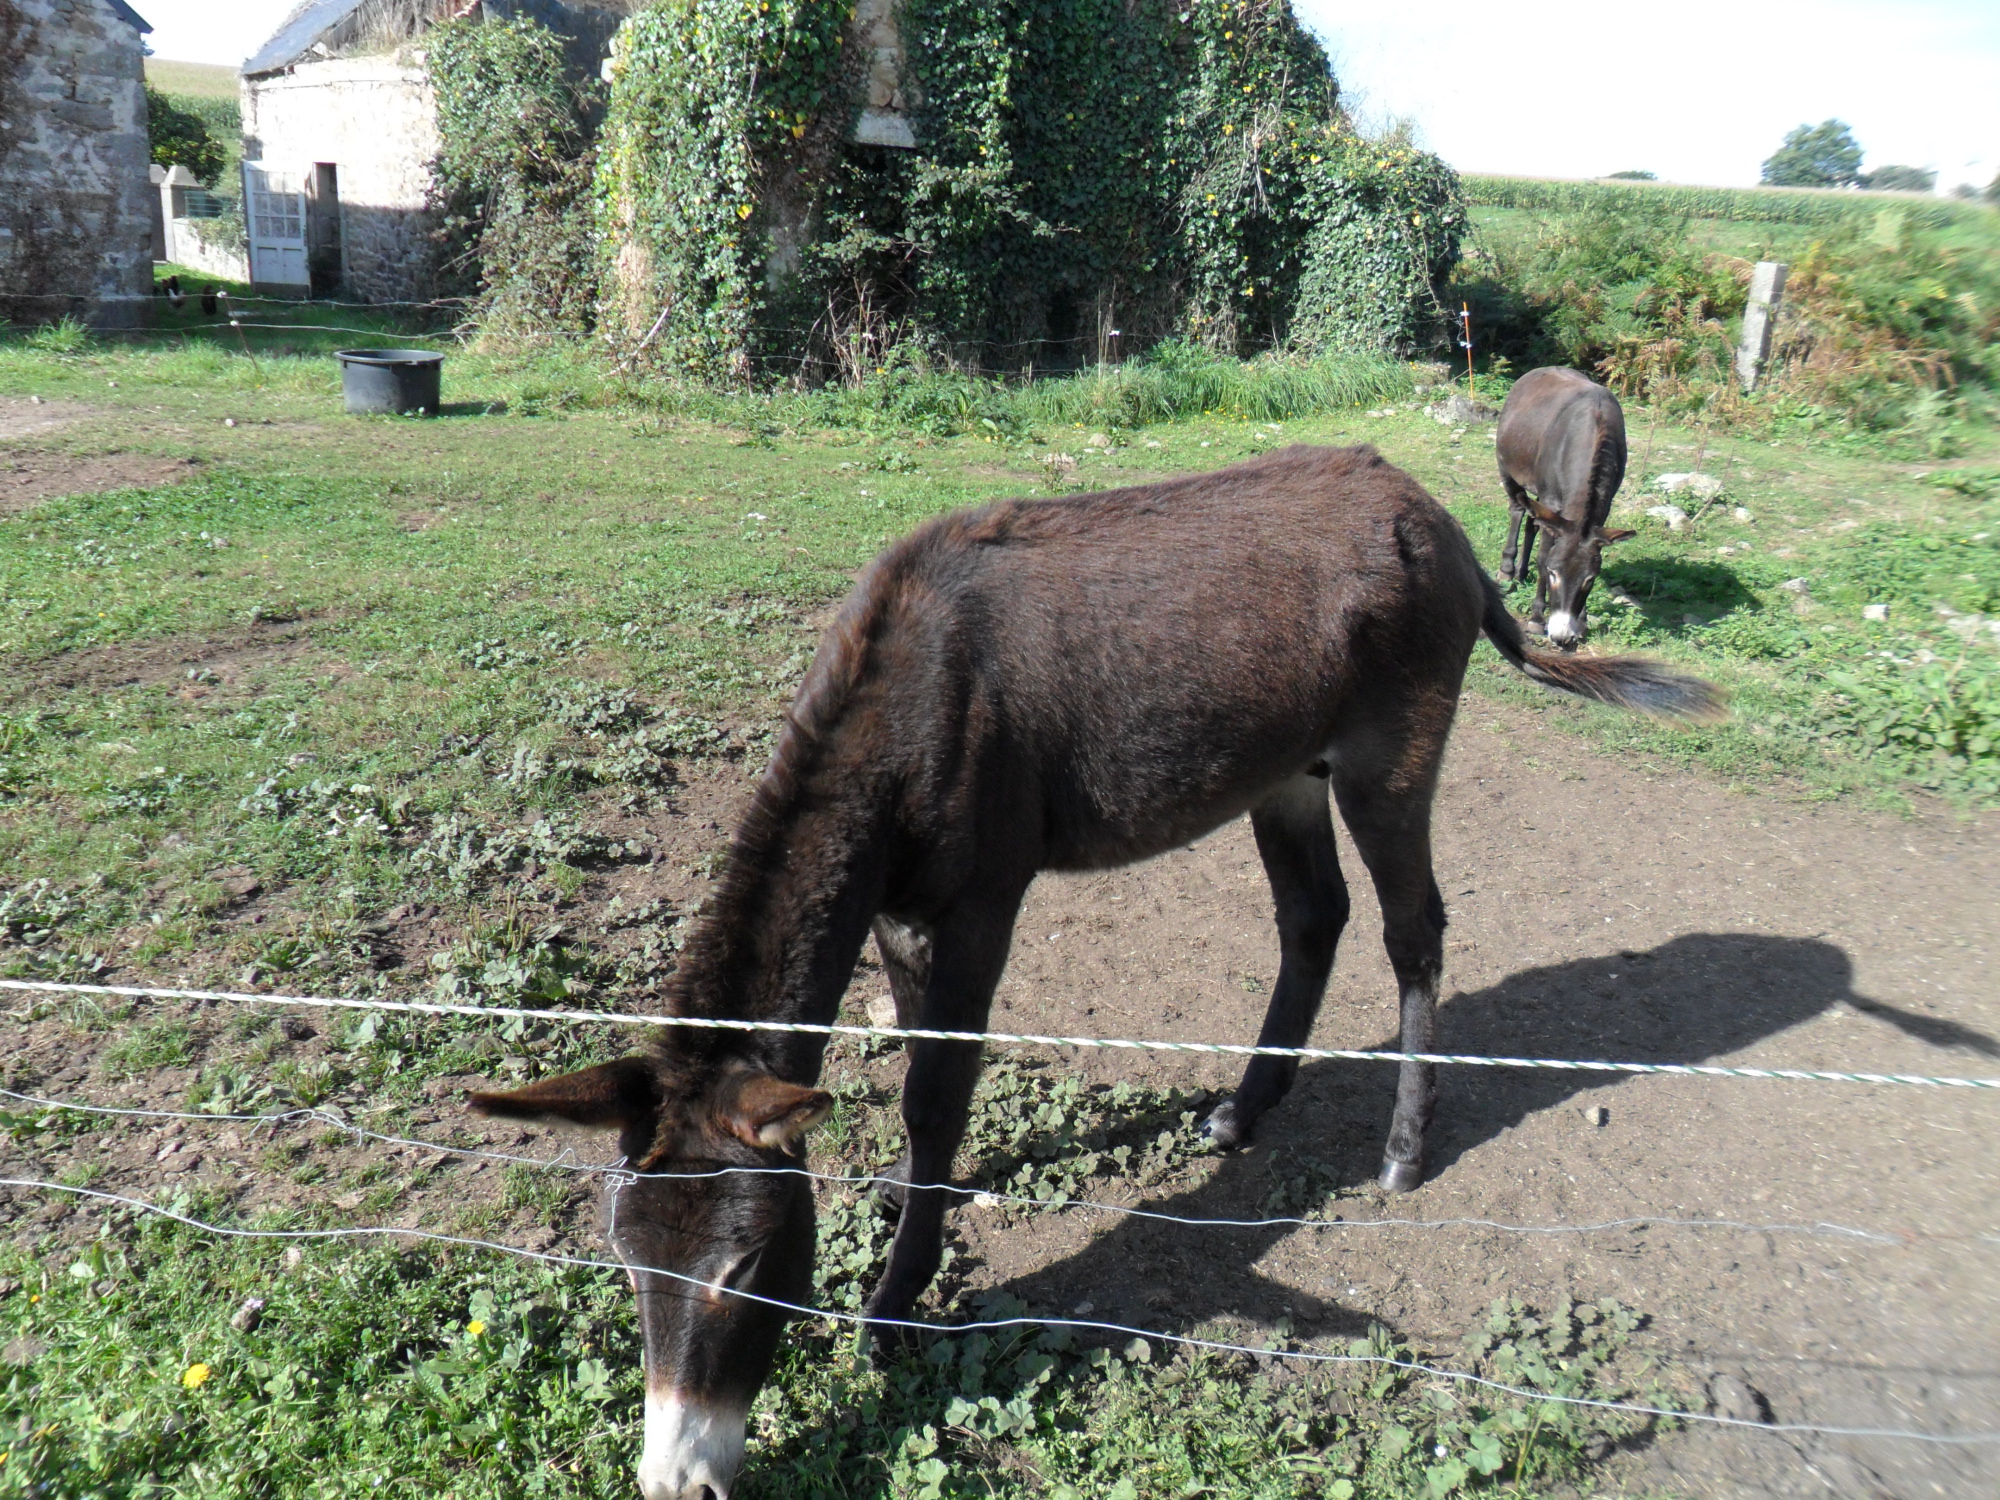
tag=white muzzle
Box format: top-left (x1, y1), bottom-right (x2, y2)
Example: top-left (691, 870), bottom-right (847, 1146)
top-left (1545, 609), bottom-right (1583, 646)
top-left (638, 1389), bottom-right (748, 1500)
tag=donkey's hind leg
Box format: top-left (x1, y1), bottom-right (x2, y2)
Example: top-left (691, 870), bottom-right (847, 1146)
top-left (1499, 475), bottom-right (1534, 585)
top-left (1331, 747), bottom-right (1449, 1193)
top-left (869, 914), bottom-right (933, 1216)
top-left (1203, 773), bottom-right (1349, 1148)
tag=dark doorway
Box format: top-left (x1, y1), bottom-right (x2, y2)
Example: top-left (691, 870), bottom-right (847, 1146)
top-left (305, 163), bottom-right (343, 297)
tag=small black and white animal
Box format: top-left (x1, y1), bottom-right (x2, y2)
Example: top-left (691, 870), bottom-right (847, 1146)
top-left (1495, 366), bottom-right (1636, 648)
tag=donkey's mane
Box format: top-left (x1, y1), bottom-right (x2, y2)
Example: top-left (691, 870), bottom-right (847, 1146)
top-left (654, 559), bottom-right (897, 1060)
top-left (1585, 406), bottom-right (1624, 528)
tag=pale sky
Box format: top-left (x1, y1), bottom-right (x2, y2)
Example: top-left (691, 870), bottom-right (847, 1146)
top-left (143, 0), bottom-right (1998, 194)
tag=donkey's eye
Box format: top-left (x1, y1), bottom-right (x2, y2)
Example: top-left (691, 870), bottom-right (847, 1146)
top-left (718, 1245), bottom-right (765, 1293)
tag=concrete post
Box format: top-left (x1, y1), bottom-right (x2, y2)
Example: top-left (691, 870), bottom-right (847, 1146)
top-left (1736, 260), bottom-right (1788, 393)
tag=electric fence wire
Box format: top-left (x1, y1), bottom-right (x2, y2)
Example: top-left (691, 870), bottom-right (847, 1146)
top-left (5, 979), bottom-right (1997, 1090)
top-left (2, 1175), bottom-right (1995, 1447)
top-left (6, 1084), bottom-right (1968, 1247)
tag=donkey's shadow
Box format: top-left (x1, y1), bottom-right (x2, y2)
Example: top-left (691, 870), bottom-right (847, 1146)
top-left (987, 931), bottom-right (1992, 1337)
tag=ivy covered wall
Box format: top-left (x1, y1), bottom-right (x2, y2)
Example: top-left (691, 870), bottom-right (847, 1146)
top-left (440, 0), bottom-right (1465, 376)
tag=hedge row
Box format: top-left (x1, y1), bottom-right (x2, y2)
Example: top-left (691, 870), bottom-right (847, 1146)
top-left (1462, 174), bottom-right (1996, 234)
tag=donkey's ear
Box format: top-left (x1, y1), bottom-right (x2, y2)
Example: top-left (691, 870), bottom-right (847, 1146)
top-left (468, 1055), bottom-right (660, 1130)
top-left (1526, 498), bottom-right (1573, 531)
top-left (713, 1070), bottom-right (833, 1151)
top-left (1595, 526), bottom-right (1638, 545)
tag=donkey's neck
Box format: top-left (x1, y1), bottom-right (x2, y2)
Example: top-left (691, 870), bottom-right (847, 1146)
top-left (667, 720), bottom-right (891, 1081)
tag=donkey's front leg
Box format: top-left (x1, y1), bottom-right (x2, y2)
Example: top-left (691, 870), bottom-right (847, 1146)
top-left (865, 895), bottom-right (1022, 1346)
top-left (868, 913), bottom-right (933, 1216)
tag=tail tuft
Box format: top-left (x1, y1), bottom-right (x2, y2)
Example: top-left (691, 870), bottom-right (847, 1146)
top-left (1478, 573), bottom-right (1726, 722)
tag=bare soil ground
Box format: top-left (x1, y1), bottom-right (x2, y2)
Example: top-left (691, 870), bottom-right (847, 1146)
top-left (3, 616), bottom-right (319, 701)
top-left (4, 694), bottom-right (1995, 1497)
top-left (0, 401), bottom-right (201, 514)
top-left (1, 453), bottom-right (202, 515)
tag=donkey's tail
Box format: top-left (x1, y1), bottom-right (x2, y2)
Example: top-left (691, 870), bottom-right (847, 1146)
top-left (1477, 572), bottom-right (1727, 722)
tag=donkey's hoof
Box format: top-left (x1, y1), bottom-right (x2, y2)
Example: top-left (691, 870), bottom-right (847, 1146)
top-left (1200, 1100), bottom-right (1249, 1149)
top-left (1377, 1158), bottom-right (1424, 1194)
top-left (861, 1313), bottom-right (923, 1366)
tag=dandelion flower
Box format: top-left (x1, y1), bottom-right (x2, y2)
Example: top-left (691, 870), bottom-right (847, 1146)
top-left (467, 1319), bottom-right (488, 1338)
top-left (182, 1363), bottom-right (211, 1389)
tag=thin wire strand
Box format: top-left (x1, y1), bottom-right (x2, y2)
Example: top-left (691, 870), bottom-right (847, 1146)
top-left (3, 1176), bottom-right (1993, 1446)
top-left (3, 1086), bottom-right (1968, 1247)
top-left (5, 979), bottom-right (1997, 1090)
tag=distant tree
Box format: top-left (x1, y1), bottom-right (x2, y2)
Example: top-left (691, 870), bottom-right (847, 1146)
top-left (1949, 183), bottom-right (1977, 200)
top-left (1760, 120), bottom-right (1863, 188)
top-left (1863, 164), bottom-right (1936, 193)
top-left (145, 87), bottom-right (225, 185)
top-left (1606, 170), bottom-right (1656, 180)
top-left (1987, 171), bottom-right (2000, 207)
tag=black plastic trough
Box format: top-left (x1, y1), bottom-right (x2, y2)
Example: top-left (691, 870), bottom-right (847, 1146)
top-left (335, 348), bottom-right (443, 415)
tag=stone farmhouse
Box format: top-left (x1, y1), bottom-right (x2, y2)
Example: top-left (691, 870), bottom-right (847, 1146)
top-left (239, 0), bottom-right (638, 300)
top-left (0, 0), bottom-right (154, 326)
top-left (238, 0), bottom-right (918, 303)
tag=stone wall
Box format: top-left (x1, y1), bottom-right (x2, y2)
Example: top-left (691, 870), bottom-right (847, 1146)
top-left (242, 55), bottom-right (440, 303)
top-left (0, 0), bottom-right (152, 326)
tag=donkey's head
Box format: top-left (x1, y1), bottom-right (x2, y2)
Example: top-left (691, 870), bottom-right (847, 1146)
top-left (470, 1054), bottom-right (831, 1500)
top-left (1527, 500), bottom-right (1635, 648)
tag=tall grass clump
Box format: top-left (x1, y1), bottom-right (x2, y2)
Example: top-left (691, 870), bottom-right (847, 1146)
top-left (1012, 340), bottom-right (1416, 428)
top-left (754, 343), bottom-right (1419, 436)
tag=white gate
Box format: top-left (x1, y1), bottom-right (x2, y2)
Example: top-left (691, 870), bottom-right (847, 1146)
top-left (243, 162), bottom-right (308, 287)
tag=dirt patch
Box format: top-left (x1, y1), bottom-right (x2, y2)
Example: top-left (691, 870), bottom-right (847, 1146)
top-left (1, 452), bottom-right (202, 515)
top-left (5, 618), bottom-right (318, 702)
top-left (0, 396), bottom-right (92, 439)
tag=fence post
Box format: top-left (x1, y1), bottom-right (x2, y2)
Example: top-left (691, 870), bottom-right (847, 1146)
top-left (1735, 261), bottom-right (1788, 393)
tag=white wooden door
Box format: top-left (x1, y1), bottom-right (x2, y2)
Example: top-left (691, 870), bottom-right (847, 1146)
top-left (243, 162), bottom-right (309, 286)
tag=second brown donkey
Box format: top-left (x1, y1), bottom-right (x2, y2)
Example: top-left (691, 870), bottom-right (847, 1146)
top-left (1496, 365), bottom-right (1637, 648)
top-left (471, 444), bottom-right (1723, 1500)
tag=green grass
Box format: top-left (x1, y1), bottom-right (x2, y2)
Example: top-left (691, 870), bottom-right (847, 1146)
top-left (0, 330), bottom-right (1992, 1495)
top-left (0, 1118), bottom-right (1675, 1499)
top-left (144, 60), bottom-right (239, 100)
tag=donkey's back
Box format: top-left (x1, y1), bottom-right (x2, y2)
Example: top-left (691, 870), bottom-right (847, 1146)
top-left (1497, 366), bottom-right (1626, 517)
top-left (861, 444), bottom-right (1488, 867)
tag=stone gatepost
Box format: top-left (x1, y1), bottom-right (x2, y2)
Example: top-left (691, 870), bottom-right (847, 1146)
top-left (1735, 260), bottom-right (1788, 393)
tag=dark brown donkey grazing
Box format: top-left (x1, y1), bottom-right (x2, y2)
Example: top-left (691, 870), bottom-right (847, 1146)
top-left (469, 444), bottom-right (1721, 1500)
top-left (1496, 366), bottom-right (1637, 648)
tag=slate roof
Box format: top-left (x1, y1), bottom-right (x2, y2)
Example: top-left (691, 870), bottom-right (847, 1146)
top-left (242, 0), bottom-right (366, 77)
top-left (105, 0), bottom-right (152, 31)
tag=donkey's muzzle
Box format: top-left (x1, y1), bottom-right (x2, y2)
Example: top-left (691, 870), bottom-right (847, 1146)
top-left (639, 1389), bottom-right (747, 1500)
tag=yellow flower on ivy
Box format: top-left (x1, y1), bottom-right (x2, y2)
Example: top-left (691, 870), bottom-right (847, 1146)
top-left (182, 1363), bottom-right (211, 1390)
top-left (737, 205), bottom-right (753, 219)
top-left (467, 1319), bottom-right (488, 1338)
